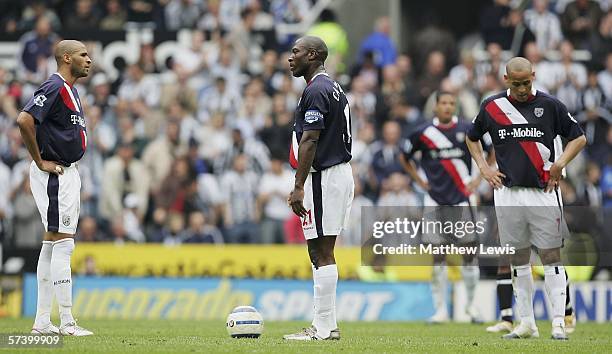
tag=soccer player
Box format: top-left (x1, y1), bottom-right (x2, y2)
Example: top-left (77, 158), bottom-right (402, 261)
top-left (284, 36), bottom-right (354, 340)
top-left (467, 57), bottom-right (586, 340)
top-left (17, 40), bottom-right (94, 336)
top-left (400, 91), bottom-right (483, 323)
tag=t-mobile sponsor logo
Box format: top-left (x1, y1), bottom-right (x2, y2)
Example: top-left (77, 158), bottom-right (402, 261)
top-left (498, 127), bottom-right (544, 140)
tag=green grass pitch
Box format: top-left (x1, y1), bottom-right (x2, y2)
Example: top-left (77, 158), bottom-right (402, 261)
top-left (0, 319), bottom-right (610, 353)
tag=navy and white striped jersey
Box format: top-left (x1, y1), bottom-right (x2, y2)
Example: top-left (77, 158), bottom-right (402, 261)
top-left (23, 73), bottom-right (87, 166)
top-left (402, 116), bottom-right (476, 205)
top-left (468, 89), bottom-right (583, 189)
top-left (289, 73), bottom-right (352, 171)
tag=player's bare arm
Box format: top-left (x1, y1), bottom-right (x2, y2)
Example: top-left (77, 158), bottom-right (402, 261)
top-left (288, 129), bottom-right (320, 217)
top-left (545, 135), bottom-right (586, 193)
top-left (466, 138), bottom-right (505, 189)
top-left (399, 154), bottom-right (429, 190)
top-left (16, 111), bottom-right (63, 175)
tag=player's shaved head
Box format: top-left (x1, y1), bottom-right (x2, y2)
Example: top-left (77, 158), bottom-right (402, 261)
top-left (505, 57), bottom-right (532, 75)
top-left (296, 36), bottom-right (328, 62)
top-left (54, 40), bottom-right (85, 65)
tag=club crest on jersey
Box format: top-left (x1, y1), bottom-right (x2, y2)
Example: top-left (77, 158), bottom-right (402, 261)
top-left (34, 94), bottom-right (47, 107)
top-left (62, 214), bottom-right (71, 227)
top-left (304, 110), bottom-right (323, 124)
top-left (534, 107), bottom-right (544, 117)
top-left (455, 132), bottom-right (465, 142)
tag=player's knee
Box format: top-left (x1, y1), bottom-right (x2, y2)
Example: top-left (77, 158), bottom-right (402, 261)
top-left (538, 248), bottom-right (561, 265)
top-left (510, 248), bottom-right (531, 266)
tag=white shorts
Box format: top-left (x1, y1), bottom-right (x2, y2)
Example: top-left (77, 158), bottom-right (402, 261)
top-left (301, 162), bottom-right (354, 240)
top-left (494, 186), bottom-right (563, 249)
top-left (29, 161), bottom-right (81, 235)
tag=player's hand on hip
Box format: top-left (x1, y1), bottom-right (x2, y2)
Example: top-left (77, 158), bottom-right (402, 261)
top-left (38, 160), bottom-right (64, 175)
top-left (481, 166), bottom-right (505, 190)
top-left (545, 162), bottom-right (563, 193)
top-left (287, 187), bottom-right (306, 217)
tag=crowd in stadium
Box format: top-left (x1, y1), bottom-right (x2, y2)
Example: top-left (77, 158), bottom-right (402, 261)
top-left (0, 0), bottom-right (610, 248)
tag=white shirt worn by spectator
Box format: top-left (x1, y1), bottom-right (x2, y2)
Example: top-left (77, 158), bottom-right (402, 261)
top-left (598, 68), bottom-right (612, 101)
top-left (117, 74), bottom-right (161, 108)
top-left (524, 8), bottom-right (563, 52)
top-left (258, 168), bottom-right (293, 220)
top-left (221, 169), bottom-right (259, 224)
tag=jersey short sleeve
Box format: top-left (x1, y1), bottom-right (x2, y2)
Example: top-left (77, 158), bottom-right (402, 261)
top-left (467, 102), bottom-right (488, 141)
top-left (23, 81), bottom-right (60, 124)
top-left (401, 131), bottom-right (422, 159)
top-left (301, 85), bottom-right (329, 131)
top-left (554, 100), bottom-right (584, 141)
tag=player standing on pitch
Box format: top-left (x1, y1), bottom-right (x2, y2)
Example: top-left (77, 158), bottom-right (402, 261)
top-left (17, 40), bottom-right (94, 336)
top-left (400, 91), bottom-right (484, 323)
top-left (466, 57), bottom-right (586, 340)
top-left (284, 36), bottom-right (354, 341)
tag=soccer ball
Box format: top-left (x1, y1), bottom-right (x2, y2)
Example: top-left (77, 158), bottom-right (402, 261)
top-left (226, 305), bottom-right (264, 338)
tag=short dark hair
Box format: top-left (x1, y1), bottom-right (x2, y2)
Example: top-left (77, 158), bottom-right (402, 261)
top-left (435, 90), bottom-right (454, 103)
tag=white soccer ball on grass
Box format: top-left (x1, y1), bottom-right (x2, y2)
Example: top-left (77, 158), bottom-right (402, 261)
top-left (226, 305), bottom-right (264, 338)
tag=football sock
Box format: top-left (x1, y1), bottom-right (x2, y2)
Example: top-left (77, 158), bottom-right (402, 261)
top-left (431, 262), bottom-right (448, 316)
top-left (497, 272), bottom-right (513, 323)
top-left (544, 264), bottom-right (567, 328)
top-left (34, 241), bottom-right (54, 328)
top-left (512, 264), bottom-right (535, 327)
top-left (312, 264), bottom-right (338, 338)
top-left (564, 270), bottom-right (573, 316)
top-left (461, 258), bottom-right (479, 309)
top-left (51, 238), bottom-right (75, 327)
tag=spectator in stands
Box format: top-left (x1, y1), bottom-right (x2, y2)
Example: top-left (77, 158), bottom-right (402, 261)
top-left (221, 154), bottom-right (260, 243)
top-left (137, 43), bottom-right (161, 74)
top-left (357, 16), bottom-right (397, 68)
top-left (127, 0), bottom-right (160, 25)
top-left (161, 63), bottom-right (198, 113)
top-left (257, 158), bottom-right (293, 243)
top-left (347, 75), bottom-right (377, 129)
top-left (249, 0), bottom-right (274, 31)
top-left (506, 8), bottom-right (536, 56)
top-left (76, 216), bottom-right (106, 242)
top-left (18, 16), bottom-right (58, 83)
top-left (307, 9), bottom-right (349, 74)
top-left (578, 162), bottom-right (603, 207)
top-left (367, 121), bottom-right (406, 189)
top-left (579, 71), bottom-right (611, 165)
top-left (259, 94), bottom-right (292, 159)
top-left (215, 127), bottom-right (270, 176)
top-left (142, 120), bottom-right (187, 192)
top-left (99, 142), bottom-right (150, 223)
top-left (155, 155), bottom-right (196, 222)
top-left (183, 211), bottom-right (224, 243)
top-left (523, 42), bottom-right (555, 92)
top-left (173, 30), bottom-right (211, 78)
top-left (18, 0), bottom-right (62, 32)
top-left (65, 0), bottom-right (101, 31)
top-left (591, 9), bottom-right (612, 66)
top-left (199, 112), bottom-right (232, 163)
top-left (480, 0), bottom-right (513, 48)
top-left (599, 53), bottom-right (612, 101)
top-left (198, 75), bottom-right (241, 123)
top-left (561, 0), bottom-right (604, 50)
top-left (198, 0), bottom-right (222, 31)
top-left (416, 50), bottom-right (446, 107)
top-left (375, 64), bottom-right (406, 129)
top-left (11, 175), bottom-right (43, 248)
top-left (376, 172), bottom-right (420, 207)
top-left (344, 175), bottom-right (374, 246)
top-left (165, 0), bottom-right (201, 30)
top-left (549, 40), bottom-right (588, 114)
top-left (118, 63), bottom-right (161, 108)
top-left (100, 0), bottom-right (127, 30)
top-left (449, 50), bottom-right (477, 93)
top-left (524, 0), bottom-right (564, 53)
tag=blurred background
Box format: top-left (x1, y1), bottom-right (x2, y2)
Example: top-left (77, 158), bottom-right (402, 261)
top-left (0, 0), bottom-right (610, 323)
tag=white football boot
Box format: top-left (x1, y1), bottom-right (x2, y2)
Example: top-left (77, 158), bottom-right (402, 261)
top-left (31, 323), bottom-right (60, 335)
top-left (486, 321), bottom-right (513, 333)
top-left (283, 326), bottom-right (340, 340)
top-left (551, 323), bottom-right (569, 340)
top-left (59, 321), bottom-right (94, 336)
top-left (502, 322), bottom-right (539, 339)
